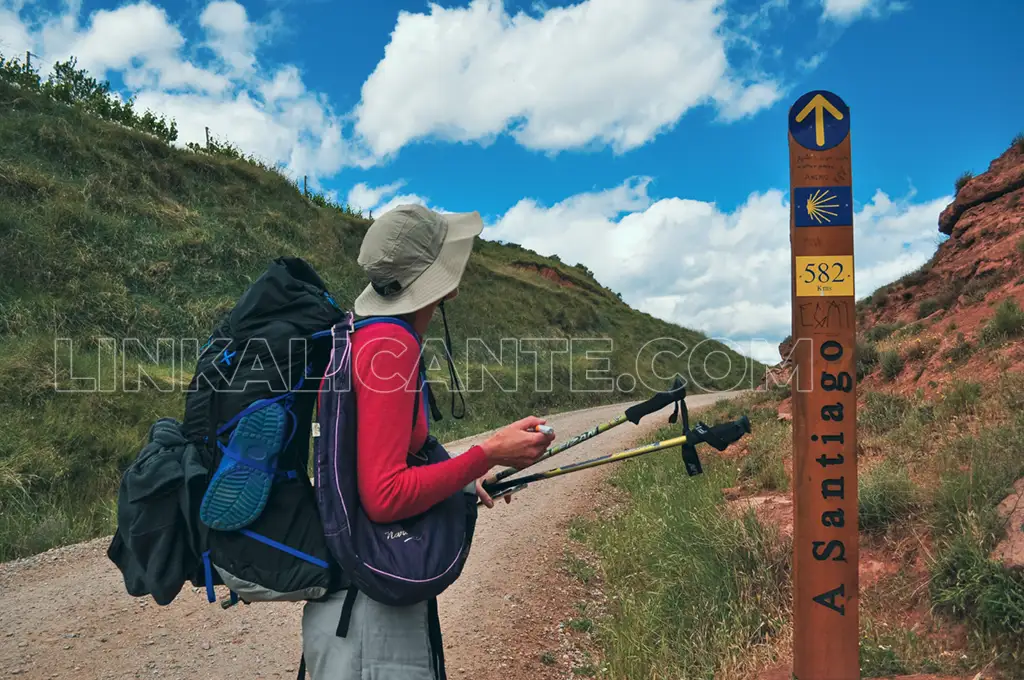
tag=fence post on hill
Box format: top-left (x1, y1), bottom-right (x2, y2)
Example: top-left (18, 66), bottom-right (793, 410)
top-left (787, 89), bottom-right (859, 680)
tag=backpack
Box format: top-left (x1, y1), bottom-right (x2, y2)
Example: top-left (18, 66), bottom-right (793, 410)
top-left (181, 256), bottom-right (346, 605)
top-left (312, 314), bottom-right (480, 610)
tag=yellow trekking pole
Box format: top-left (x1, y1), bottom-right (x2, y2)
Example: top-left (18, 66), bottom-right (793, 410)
top-left (482, 415), bottom-right (751, 499)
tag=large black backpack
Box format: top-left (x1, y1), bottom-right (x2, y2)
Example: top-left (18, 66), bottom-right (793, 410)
top-left (182, 256), bottom-right (345, 604)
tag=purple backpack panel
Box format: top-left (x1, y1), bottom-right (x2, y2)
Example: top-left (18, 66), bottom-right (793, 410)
top-left (313, 314), bottom-right (479, 607)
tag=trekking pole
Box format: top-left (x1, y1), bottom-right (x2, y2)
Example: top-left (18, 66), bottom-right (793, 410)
top-left (481, 415), bottom-right (751, 500)
top-left (488, 376), bottom-right (688, 487)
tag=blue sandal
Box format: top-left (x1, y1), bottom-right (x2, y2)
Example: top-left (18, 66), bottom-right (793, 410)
top-left (200, 399), bottom-right (287, 531)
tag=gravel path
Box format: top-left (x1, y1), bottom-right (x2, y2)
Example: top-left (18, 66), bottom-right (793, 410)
top-left (0, 393), bottom-right (742, 680)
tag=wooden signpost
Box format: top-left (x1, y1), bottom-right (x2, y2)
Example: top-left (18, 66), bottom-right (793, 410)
top-left (787, 90), bottom-right (859, 680)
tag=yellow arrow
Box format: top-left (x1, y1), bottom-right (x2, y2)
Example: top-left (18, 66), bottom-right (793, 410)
top-left (796, 94), bottom-right (844, 147)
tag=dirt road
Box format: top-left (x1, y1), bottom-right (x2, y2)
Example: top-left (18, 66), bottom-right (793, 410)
top-left (0, 393), bottom-right (742, 680)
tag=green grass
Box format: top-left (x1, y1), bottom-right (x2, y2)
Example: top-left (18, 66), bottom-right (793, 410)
top-left (739, 417), bottom-right (789, 492)
top-left (573, 397), bottom-right (791, 679)
top-left (576, 381), bottom-right (1024, 678)
top-left (942, 332), bottom-right (974, 365)
top-left (979, 299), bottom-right (1024, 347)
top-left (859, 391), bottom-right (911, 436)
top-left (926, 407), bottom-right (1024, 674)
top-left (859, 458), bottom-right (920, 534)
top-left (880, 350), bottom-right (904, 381)
top-left (857, 340), bottom-right (879, 379)
top-left (937, 379), bottom-right (983, 419)
top-left (0, 64), bottom-right (766, 561)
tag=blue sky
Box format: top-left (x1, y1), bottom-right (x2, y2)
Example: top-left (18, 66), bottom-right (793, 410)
top-left (3, 0), bottom-right (1022, 364)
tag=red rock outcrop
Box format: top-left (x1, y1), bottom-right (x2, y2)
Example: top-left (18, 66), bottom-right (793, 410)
top-left (939, 141), bottom-right (1024, 235)
top-left (857, 139), bottom-right (1024, 397)
top-left (511, 262), bottom-right (579, 290)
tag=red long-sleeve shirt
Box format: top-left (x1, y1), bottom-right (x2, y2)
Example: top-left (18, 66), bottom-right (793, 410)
top-left (351, 320), bottom-right (491, 523)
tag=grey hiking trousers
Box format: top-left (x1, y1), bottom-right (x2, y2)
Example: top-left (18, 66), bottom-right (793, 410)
top-left (300, 589), bottom-right (446, 680)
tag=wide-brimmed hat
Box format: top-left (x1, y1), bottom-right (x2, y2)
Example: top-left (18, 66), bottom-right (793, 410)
top-left (353, 204), bottom-right (483, 317)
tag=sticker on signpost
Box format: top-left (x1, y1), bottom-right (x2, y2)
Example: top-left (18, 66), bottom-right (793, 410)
top-left (795, 255), bottom-right (854, 297)
top-left (788, 90), bottom-right (850, 151)
top-left (793, 186), bottom-right (853, 227)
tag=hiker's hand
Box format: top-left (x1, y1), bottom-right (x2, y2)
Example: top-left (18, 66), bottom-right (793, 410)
top-left (481, 416), bottom-right (555, 470)
top-left (475, 475), bottom-right (512, 508)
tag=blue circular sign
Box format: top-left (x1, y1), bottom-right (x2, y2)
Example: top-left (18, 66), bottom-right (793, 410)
top-left (788, 90), bottom-right (849, 151)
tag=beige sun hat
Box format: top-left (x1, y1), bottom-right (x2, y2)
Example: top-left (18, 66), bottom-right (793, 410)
top-left (353, 204), bottom-right (483, 317)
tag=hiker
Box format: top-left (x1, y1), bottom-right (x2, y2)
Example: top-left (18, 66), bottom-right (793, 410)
top-left (300, 204), bottom-right (556, 679)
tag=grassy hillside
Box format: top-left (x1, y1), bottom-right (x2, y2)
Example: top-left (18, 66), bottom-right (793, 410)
top-left (0, 56), bottom-right (765, 561)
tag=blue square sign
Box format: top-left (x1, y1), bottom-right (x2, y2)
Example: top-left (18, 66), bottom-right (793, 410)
top-left (793, 186), bottom-right (853, 227)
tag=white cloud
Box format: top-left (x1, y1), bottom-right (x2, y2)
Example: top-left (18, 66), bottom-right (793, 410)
top-left (345, 181), bottom-right (436, 217)
top-left (820, 0), bottom-right (908, 23)
top-left (3, 0), bottom-right (798, 172)
top-left (798, 52), bottom-right (826, 71)
top-left (352, 0), bottom-right (785, 160)
top-left (485, 179), bottom-right (950, 365)
top-left (4, 0), bottom-right (361, 183)
top-left (347, 181), bottom-right (407, 214)
top-left (0, 4), bottom-right (34, 56)
top-left (374, 193), bottom-right (431, 217)
top-left (736, 0), bottom-right (789, 32)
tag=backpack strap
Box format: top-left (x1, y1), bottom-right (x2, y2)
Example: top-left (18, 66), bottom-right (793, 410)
top-left (335, 587), bottom-right (359, 638)
top-left (427, 597), bottom-right (447, 680)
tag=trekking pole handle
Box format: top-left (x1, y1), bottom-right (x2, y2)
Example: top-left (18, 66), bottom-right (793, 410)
top-left (623, 376), bottom-right (687, 425)
top-left (689, 415), bottom-right (751, 451)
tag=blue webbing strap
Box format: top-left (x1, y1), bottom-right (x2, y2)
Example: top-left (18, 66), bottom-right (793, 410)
top-left (216, 393), bottom-right (290, 436)
top-left (202, 551), bottom-right (215, 603)
top-left (215, 440), bottom-right (277, 474)
top-left (239, 530), bottom-right (330, 569)
top-left (215, 362), bottom-right (312, 437)
top-left (214, 441), bottom-right (298, 480)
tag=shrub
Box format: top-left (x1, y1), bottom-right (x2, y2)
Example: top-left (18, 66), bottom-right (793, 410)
top-left (929, 532), bottom-right (1024, 666)
top-left (880, 350), bottom-right (904, 381)
top-left (859, 459), bottom-right (919, 533)
top-left (962, 273), bottom-right (1003, 304)
top-left (942, 333), bottom-right (973, 364)
top-left (904, 340), bottom-right (928, 362)
top-left (865, 323), bottom-right (901, 343)
top-left (1, 54), bottom-right (177, 143)
top-left (1017, 235), bottom-right (1024, 256)
top-left (938, 380), bottom-right (983, 419)
top-left (917, 296), bottom-right (937, 319)
top-left (857, 340), bottom-right (879, 380)
top-left (896, 259), bottom-right (933, 289)
top-left (955, 171), bottom-right (973, 194)
top-left (979, 299), bottom-right (1024, 346)
top-left (1014, 132), bottom-right (1024, 153)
